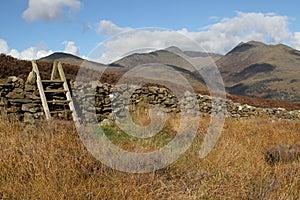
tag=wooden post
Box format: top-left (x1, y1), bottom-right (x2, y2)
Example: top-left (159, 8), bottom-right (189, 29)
top-left (57, 62), bottom-right (79, 122)
top-left (31, 60), bottom-right (51, 120)
top-left (51, 61), bottom-right (58, 80)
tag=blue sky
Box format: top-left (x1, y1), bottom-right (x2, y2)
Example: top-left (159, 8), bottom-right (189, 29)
top-left (1, 0), bottom-right (300, 63)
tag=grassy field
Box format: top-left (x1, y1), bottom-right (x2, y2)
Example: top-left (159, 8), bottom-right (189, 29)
top-left (1, 113), bottom-right (300, 199)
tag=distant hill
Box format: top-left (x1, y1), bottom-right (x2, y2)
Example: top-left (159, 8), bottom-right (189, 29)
top-left (113, 49), bottom-right (194, 71)
top-left (39, 52), bottom-right (82, 65)
top-left (217, 41), bottom-right (300, 102)
top-left (111, 42), bottom-right (300, 102)
top-left (39, 52), bottom-right (107, 70)
top-left (111, 48), bottom-right (218, 91)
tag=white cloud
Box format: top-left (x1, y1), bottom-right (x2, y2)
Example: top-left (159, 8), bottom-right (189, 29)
top-left (208, 16), bottom-right (220, 21)
top-left (97, 20), bottom-right (132, 36)
top-left (177, 12), bottom-right (292, 53)
top-left (292, 32), bottom-right (300, 50)
top-left (195, 12), bottom-right (291, 51)
top-left (93, 29), bottom-right (204, 64)
top-left (0, 39), bottom-right (9, 54)
top-left (9, 47), bottom-right (53, 60)
top-left (0, 39), bottom-right (81, 60)
top-left (22, 0), bottom-right (81, 22)
top-left (0, 38), bottom-right (53, 60)
top-left (94, 12), bottom-right (299, 63)
top-left (63, 41), bottom-right (80, 55)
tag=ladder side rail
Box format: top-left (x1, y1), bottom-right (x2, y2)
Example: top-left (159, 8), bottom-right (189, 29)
top-left (57, 62), bottom-right (79, 122)
top-left (51, 61), bottom-right (59, 80)
top-left (31, 60), bottom-right (52, 120)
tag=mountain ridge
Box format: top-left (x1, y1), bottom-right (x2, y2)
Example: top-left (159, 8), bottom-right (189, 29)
top-left (4, 40), bottom-right (300, 102)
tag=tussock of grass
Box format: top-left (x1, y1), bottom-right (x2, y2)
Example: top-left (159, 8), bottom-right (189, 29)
top-left (0, 113), bottom-right (300, 199)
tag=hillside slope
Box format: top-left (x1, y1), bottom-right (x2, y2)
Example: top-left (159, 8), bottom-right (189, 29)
top-left (111, 48), bottom-right (214, 91)
top-left (217, 41), bottom-right (300, 102)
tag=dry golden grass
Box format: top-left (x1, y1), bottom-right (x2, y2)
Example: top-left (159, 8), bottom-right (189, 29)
top-left (0, 113), bottom-right (300, 199)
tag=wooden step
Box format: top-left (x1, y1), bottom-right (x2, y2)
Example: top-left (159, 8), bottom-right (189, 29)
top-left (44, 89), bottom-right (67, 93)
top-left (47, 100), bottom-right (71, 104)
top-left (42, 80), bottom-right (64, 84)
top-left (50, 110), bottom-right (73, 114)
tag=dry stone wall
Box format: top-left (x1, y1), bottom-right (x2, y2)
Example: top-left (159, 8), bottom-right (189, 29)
top-left (73, 82), bottom-right (300, 122)
top-left (0, 76), bottom-right (43, 123)
top-left (1, 75), bottom-right (300, 123)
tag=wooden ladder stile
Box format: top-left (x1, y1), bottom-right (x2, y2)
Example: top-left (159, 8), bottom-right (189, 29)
top-left (31, 60), bottom-right (78, 122)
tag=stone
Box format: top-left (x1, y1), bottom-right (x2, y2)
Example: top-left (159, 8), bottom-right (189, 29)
top-left (33, 112), bottom-right (44, 119)
top-left (25, 84), bottom-right (36, 92)
top-left (148, 87), bottom-right (158, 94)
top-left (26, 71), bottom-right (37, 85)
top-left (8, 76), bottom-right (18, 83)
top-left (163, 98), bottom-right (176, 106)
top-left (158, 88), bottom-right (167, 94)
top-left (147, 95), bottom-right (156, 102)
top-left (6, 91), bottom-right (24, 99)
top-left (100, 118), bottom-right (113, 126)
top-left (12, 78), bottom-right (25, 89)
top-left (0, 97), bottom-right (8, 107)
top-left (6, 107), bottom-right (21, 113)
top-left (25, 93), bottom-right (40, 100)
top-left (102, 106), bottom-right (112, 112)
top-left (6, 87), bottom-right (24, 99)
top-left (7, 98), bottom-right (34, 103)
top-left (22, 103), bottom-right (40, 113)
top-left (24, 112), bottom-right (35, 124)
top-left (12, 88), bottom-right (24, 94)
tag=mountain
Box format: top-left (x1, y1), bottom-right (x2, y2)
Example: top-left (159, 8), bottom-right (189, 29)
top-left (39, 52), bottom-right (82, 63)
top-left (101, 43), bottom-right (300, 102)
top-left (113, 49), bottom-right (196, 70)
top-left (39, 52), bottom-right (107, 70)
top-left (111, 48), bottom-right (220, 91)
top-left (111, 42), bottom-right (300, 102)
top-left (217, 41), bottom-right (300, 102)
